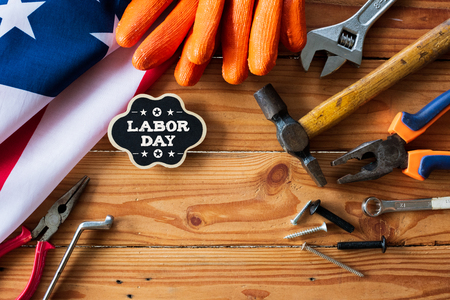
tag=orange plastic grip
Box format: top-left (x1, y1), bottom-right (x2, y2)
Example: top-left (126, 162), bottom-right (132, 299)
top-left (404, 150), bottom-right (450, 181)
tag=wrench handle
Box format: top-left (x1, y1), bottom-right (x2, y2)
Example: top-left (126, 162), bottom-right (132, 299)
top-left (300, 19), bottom-right (450, 139)
top-left (356, 0), bottom-right (397, 27)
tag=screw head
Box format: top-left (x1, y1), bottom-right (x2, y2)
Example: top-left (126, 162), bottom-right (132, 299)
top-left (381, 235), bottom-right (386, 253)
top-left (301, 242), bottom-right (307, 251)
top-left (309, 199), bottom-right (321, 215)
top-left (320, 222), bottom-right (328, 232)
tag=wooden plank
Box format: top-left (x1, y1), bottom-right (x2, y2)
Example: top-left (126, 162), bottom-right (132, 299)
top-left (12, 152), bottom-right (450, 247)
top-left (1, 246), bottom-right (450, 300)
top-left (271, 1), bottom-right (450, 57)
top-left (94, 58), bottom-right (450, 152)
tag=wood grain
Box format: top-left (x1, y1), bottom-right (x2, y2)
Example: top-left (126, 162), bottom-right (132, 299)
top-left (2, 1), bottom-right (450, 299)
top-left (1, 247), bottom-right (450, 300)
top-left (7, 152), bottom-right (450, 248)
top-left (94, 58), bottom-right (450, 152)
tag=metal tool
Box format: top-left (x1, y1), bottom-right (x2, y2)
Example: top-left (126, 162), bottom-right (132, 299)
top-left (291, 200), bottom-right (312, 225)
top-left (301, 242), bottom-right (364, 277)
top-left (309, 200), bottom-right (354, 233)
top-left (0, 176), bottom-right (89, 300)
top-left (332, 90), bottom-right (450, 183)
top-left (284, 222), bottom-right (327, 239)
top-left (253, 20), bottom-right (450, 186)
top-left (362, 196), bottom-right (450, 217)
top-left (337, 236), bottom-right (387, 253)
top-left (301, 0), bottom-right (397, 77)
top-left (254, 84), bottom-right (327, 187)
top-left (43, 215), bottom-right (114, 300)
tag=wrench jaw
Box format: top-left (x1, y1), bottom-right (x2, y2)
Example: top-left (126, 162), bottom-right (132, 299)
top-left (300, 26), bottom-right (363, 76)
top-left (331, 135), bottom-right (408, 184)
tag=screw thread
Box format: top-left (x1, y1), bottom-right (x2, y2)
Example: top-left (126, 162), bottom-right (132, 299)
top-left (301, 243), bottom-right (364, 277)
top-left (285, 225), bottom-right (324, 239)
top-left (291, 200), bottom-right (312, 225)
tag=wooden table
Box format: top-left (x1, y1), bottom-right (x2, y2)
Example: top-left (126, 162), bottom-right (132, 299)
top-left (2, 1), bottom-right (450, 299)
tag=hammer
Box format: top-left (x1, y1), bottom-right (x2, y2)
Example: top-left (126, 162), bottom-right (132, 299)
top-left (254, 19), bottom-right (450, 187)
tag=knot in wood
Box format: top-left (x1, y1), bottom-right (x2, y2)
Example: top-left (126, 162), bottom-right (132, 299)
top-left (267, 163), bottom-right (289, 185)
top-left (187, 212), bottom-right (204, 229)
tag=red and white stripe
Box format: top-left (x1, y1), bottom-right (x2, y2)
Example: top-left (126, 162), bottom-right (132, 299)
top-left (0, 46), bottom-right (175, 243)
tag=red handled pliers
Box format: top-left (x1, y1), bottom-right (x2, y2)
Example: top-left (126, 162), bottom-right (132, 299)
top-left (0, 176), bottom-right (89, 300)
top-left (331, 90), bottom-right (450, 183)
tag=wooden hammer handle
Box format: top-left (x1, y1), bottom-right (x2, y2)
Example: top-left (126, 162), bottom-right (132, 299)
top-left (300, 19), bottom-right (450, 139)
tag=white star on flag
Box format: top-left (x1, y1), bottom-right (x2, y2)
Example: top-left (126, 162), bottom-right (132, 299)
top-left (0, 0), bottom-right (45, 39)
top-left (91, 15), bottom-right (120, 56)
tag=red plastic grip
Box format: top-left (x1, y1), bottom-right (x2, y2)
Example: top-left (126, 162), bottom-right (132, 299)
top-left (16, 241), bottom-right (55, 300)
top-left (0, 226), bottom-right (32, 258)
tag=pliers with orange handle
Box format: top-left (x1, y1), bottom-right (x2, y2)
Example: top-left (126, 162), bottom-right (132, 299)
top-left (0, 176), bottom-right (89, 300)
top-left (331, 90), bottom-right (450, 183)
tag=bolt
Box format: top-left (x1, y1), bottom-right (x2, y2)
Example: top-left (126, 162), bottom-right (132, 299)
top-left (337, 236), bottom-right (387, 253)
top-left (309, 200), bottom-right (354, 233)
top-left (290, 200), bottom-right (312, 225)
top-left (301, 242), bottom-right (364, 277)
top-left (284, 222), bottom-right (327, 239)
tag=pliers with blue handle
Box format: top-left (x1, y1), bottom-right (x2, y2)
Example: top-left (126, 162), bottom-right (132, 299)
top-left (0, 176), bottom-right (89, 300)
top-left (331, 90), bottom-right (450, 183)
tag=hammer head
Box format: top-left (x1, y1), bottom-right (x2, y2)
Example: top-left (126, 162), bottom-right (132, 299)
top-left (254, 84), bottom-right (327, 187)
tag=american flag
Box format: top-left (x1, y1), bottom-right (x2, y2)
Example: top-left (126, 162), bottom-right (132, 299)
top-left (0, 0), bottom-right (175, 243)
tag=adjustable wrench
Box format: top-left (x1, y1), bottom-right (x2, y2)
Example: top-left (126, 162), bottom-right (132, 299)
top-left (301, 0), bottom-right (397, 77)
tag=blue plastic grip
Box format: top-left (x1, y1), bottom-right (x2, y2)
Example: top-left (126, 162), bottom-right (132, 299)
top-left (402, 90), bottom-right (450, 131)
top-left (419, 154), bottom-right (450, 179)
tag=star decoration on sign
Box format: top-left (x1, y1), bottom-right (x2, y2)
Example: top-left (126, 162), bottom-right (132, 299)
top-left (167, 109), bottom-right (174, 116)
top-left (141, 150), bottom-right (148, 157)
top-left (153, 107), bottom-right (162, 117)
top-left (140, 109), bottom-right (147, 116)
top-left (0, 0), bottom-right (45, 39)
top-left (154, 149), bottom-right (163, 158)
top-left (168, 151), bottom-right (175, 157)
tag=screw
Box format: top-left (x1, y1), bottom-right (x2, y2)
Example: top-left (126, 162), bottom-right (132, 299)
top-left (309, 200), bottom-right (354, 233)
top-left (337, 236), bottom-right (387, 253)
top-left (290, 200), bottom-right (312, 225)
top-left (301, 242), bottom-right (364, 277)
top-left (284, 222), bottom-right (327, 239)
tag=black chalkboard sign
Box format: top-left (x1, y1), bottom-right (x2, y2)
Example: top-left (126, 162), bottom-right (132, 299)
top-left (108, 94), bottom-right (206, 168)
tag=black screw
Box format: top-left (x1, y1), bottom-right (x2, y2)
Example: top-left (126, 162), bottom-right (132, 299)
top-left (309, 200), bottom-right (354, 233)
top-left (337, 236), bottom-right (387, 253)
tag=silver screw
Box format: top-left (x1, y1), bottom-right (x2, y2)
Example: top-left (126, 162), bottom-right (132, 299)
top-left (284, 222), bottom-right (327, 239)
top-left (291, 200), bottom-right (312, 225)
top-left (301, 242), bottom-right (364, 277)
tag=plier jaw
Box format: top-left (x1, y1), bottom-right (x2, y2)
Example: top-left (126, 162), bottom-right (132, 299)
top-left (0, 176), bottom-right (89, 300)
top-left (31, 176), bottom-right (90, 242)
top-left (332, 90), bottom-right (450, 183)
top-left (331, 134), bottom-right (408, 184)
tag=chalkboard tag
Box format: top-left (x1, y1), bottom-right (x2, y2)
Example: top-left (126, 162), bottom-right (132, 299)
top-left (108, 93), bottom-right (206, 169)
